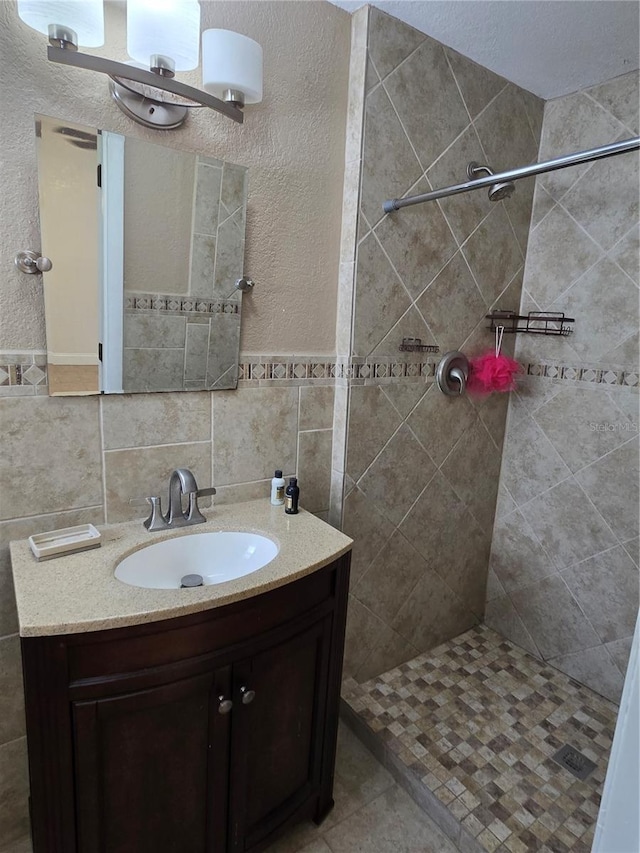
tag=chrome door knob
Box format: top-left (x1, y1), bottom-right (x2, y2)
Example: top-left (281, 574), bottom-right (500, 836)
top-left (240, 686), bottom-right (255, 705)
top-left (218, 696), bottom-right (233, 714)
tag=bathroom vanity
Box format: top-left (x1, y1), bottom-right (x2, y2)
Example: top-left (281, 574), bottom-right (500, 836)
top-left (10, 501), bottom-right (352, 853)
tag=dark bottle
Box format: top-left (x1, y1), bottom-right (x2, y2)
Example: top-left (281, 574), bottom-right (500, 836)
top-left (285, 477), bottom-right (299, 514)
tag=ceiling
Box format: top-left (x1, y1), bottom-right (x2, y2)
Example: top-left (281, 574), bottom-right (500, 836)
top-left (328, 1), bottom-right (640, 99)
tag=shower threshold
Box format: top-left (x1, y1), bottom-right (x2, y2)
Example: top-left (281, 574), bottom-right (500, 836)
top-left (341, 625), bottom-right (618, 853)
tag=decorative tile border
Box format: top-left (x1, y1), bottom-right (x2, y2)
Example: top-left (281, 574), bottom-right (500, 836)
top-left (524, 361), bottom-right (639, 387)
top-left (0, 352), bottom-right (48, 396)
top-left (2, 350), bottom-right (637, 396)
top-left (236, 355), bottom-right (441, 386)
top-left (125, 292), bottom-right (239, 316)
top-left (238, 357), bottom-right (638, 388)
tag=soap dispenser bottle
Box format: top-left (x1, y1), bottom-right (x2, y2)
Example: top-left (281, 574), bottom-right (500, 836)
top-left (285, 477), bottom-right (299, 514)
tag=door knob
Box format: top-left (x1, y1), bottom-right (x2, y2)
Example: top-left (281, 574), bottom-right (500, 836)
top-left (218, 696), bottom-right (233, 714)
top-left (240, 686), bottom-right (255, 705)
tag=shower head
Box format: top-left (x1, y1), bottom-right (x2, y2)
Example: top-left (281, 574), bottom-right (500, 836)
top-left (488, 180), bottom-right (516, 201)
top-left (467, 162), bottom-right (516, 201)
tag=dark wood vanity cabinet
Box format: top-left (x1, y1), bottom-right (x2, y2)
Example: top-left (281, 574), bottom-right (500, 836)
top-left (21, 553), bottom-right (350, 853)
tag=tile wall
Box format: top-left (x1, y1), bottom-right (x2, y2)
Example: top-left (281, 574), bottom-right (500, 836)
top-left (485, 70), bottom-right (640, 703)
top-left (334, 7), bottom-right (543, 682)
top-left (122, 296), bottom-right (240, 391)
top-left (0, 379), bottom-right (334, 847)
top-left (122, 156), bottom-right (246, 392)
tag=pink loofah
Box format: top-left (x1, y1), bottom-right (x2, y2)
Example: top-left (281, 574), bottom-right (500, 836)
top-left (468, 351), bottom-right (520, 396)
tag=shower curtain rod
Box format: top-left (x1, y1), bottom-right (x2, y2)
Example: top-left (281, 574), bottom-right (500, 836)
top-left (382, 136), bottom-right (640, 213)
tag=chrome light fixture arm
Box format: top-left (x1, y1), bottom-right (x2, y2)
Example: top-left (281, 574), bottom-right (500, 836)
top-left (47, 45), bottom-right (244, 124)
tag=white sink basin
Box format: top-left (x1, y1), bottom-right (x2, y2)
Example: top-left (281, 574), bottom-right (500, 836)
top-left (115, 531), bottom-right (279, 589)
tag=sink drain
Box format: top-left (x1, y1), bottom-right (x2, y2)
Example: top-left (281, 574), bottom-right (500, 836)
top-left (180, 574), bottom-right (204, 588)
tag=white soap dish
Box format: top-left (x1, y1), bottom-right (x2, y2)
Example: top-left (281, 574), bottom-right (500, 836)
top-left (28, 524), bottom-right (102, 561)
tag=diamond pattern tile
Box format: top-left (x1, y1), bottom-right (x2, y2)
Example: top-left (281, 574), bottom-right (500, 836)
top-left (561, 150), bottom-right (639, 251)
top-left (384, 36), bottom-right (470, 168)
top-left (22, 364), bottom-right (46, 385)
top-left (370, 305), bottom-right (436, 358)
top-left (426, 125), bottom-right (493, 244)
top-left (474, 84), bottom-right (539, 175)
top-left (532, 385), bottom-right (635, 472)
top-left (552, 257), bottom-right (639, 360)
top-left (346, 385), bottom-right (403, 481)
top-left (538, 92), bottom-right (625, 200)
top-left (518, 206), bottom-right (602, 308)
top-left (360, 85), bottom-right (422, 229)
top-left (523, 478), bottom-right (617, 570)
top-left (375, 178), bottom-right (458, 299)
top-left (587, 69), bottom-right (639, 135)
top-left (358, 424), bottom-right (436, 525)
top-left (416, 252), bottom-right (487, 353)
top-left (444, 47), bottom-right (506, 120)
top-left (353, 232), bottom-right (411, 357)
top-left (367, 6), bottom-right (425, 80)
top-left (462, 206), bottom-right (523, 306)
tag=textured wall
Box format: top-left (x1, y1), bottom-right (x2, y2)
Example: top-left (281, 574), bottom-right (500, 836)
top-left (0, 0), bottom-right (349, 844)
top-left (336, 7), bottom-right (543, 682)
top-left (0, 0), bottom-right (350, 354)
top-left (485, 70), bottom-right (640, 705)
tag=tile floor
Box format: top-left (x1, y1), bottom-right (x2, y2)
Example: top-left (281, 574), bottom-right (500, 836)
top-left (342, 625), bottom-right (619, 853)
top-left (0, 725), bottom-right (459, 853)
top-left (265, 723), bottom-right (461, 852)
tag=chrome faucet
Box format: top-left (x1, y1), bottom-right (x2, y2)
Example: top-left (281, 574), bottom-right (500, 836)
top-left (130, 468), bottom-right (216, 531)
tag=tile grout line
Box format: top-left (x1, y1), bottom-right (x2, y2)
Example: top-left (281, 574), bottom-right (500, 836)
top-left (379, 74), bottom-right (427, 181)
top-left (103, 438), bottom-right (213, 455)
top-left (0, 505), bottom-right (104, 526)
top-left (581, 88), bottom-right (634, 138)
top-left (98, 397), bottom-right (108, 524)
top-left (568, 429), bottom-right (638, 478)
top-left (211, 391), bottom-right (215, 490)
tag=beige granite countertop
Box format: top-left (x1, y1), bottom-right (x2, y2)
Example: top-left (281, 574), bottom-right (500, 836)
top-left (10, 499), bottom-right (352, 637)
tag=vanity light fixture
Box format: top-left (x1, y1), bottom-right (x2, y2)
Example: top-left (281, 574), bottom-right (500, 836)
top-left (16, 1), bottom-right (263, 129)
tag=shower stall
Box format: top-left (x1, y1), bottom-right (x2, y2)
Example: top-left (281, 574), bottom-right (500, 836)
top-left (332, 7), bottom-right (639, 852)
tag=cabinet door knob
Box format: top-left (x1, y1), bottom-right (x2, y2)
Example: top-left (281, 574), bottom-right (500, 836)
top-left (240, 686), bottom-right (255, 705)
top-left (218, 696), bottom-right (233, 714)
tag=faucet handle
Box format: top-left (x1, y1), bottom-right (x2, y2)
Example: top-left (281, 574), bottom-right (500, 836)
top-left (196, 488), bottom-right (217, 499)
top-left (129, 496), bottom-right (169, 531)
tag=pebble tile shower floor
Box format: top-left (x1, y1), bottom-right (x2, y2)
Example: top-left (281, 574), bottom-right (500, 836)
top-left (342, 625), bottom-right (618, 853)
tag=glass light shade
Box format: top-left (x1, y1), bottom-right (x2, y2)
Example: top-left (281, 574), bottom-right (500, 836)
top-left (202, 29), bottom-right (263, 104)
top-left (127, 0), bottom-right (200, 72)
top-left (17, 0), bottom-right (104, 47)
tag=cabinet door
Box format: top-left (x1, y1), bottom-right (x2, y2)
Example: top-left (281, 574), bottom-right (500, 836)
top-left (228, 616), bottom-right (332, 851)
top-left (72, 667), bottom-right (232, 853)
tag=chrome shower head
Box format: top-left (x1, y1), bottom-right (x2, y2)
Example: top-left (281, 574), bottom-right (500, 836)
top-left (488, 180), bottom-right (515, 201)
top-left (467, 162), bottom-right (515, 201)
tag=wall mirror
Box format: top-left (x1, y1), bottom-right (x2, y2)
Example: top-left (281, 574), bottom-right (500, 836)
top-left (35, 114), bottom-right (248, 395)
